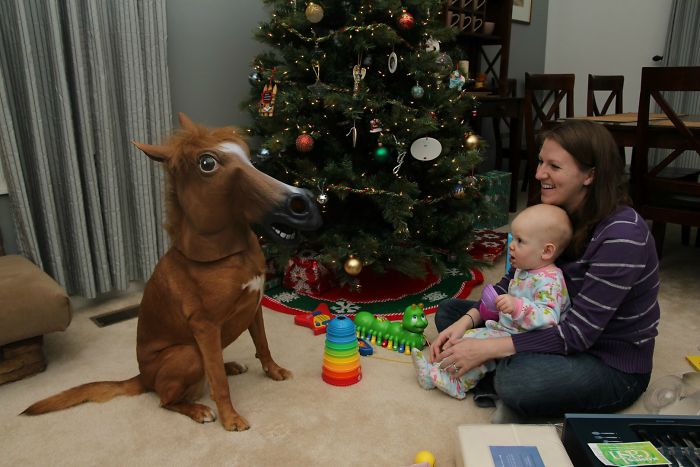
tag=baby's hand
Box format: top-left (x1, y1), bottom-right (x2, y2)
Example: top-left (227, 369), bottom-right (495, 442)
top-left (495, 294), bottom-right (515, 314)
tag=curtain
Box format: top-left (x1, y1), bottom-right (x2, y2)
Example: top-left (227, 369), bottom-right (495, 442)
top-left (0, 0), bottom-right (172, 298)
top-left (662, 0), bottom-right (700, 169)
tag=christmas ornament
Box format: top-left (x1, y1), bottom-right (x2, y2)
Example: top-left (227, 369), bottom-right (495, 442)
top-left (305, 2), bottom-right (324, 23)
top-left (449, 69), bottom-right (466, 90)
top-left (435, 52), bottom-right (453, 74)
top-left (346, 120), bottom-right (358, 147)
top-left (316, 192), bottom-right (328, 206)
top-left (258, 71), bottom-right (277, 117)
top-left (425, 38), bottom-right (440, 53)
top-left (452, 182), bottom-right (466, 199)
top-left (465, 132), bottom-right (480, 150)
top-left (410, 137), bottom-right (442, 161)
top-left (411, 83), bottom-right (425, 99)
top-left (352, 63), bottom-right (366, 97)
top-left (369, 118), bottom-right (383, 133)
top-left (248, 69), bottom-right (261, 86)
top-left (471, 109), bottom-right (478, 118)
top-left (374, 143), bottom-right (389, 162)
top-left (256, 147), bottom-right (271, 160)
top-left (296, 133), bottom-right (314, 152)
top-left (387, 51), bottom-right (398, 73)
top-left (307, 60), bottom-right (330, 97)
top-left (397, 8), bottom-right (415, 30)
top-left (344, 256), bottom-right (363, 276)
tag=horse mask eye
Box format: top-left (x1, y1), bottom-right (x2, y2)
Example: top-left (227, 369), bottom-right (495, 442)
top-left (198, 154), bottom-right (219, 173)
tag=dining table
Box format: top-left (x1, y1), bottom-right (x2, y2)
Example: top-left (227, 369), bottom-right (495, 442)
top-left (566, 112), bottom-right (700, 150)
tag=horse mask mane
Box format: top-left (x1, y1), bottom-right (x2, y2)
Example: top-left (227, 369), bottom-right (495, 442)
top-left (132, 113), bottom-right (321, 262)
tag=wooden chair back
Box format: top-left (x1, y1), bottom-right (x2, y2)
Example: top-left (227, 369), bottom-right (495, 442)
top-left (523, 72), bottom-right (575, 201)
top-left (587, 74), bottom-right (624, 116)
top-left (632, 66), bottom-right (700, 256)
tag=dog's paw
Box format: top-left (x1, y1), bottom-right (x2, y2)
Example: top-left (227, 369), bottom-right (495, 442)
top-left (221, 414), bottom-right (250, 432)
top-left (188, 403), bottom-right (217, 424)
top-left (224, 361), bottom-right (248, 376)
top-left (265, 364), bottom-right (293, 381)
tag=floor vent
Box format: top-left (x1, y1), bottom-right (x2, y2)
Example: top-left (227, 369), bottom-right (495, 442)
top-left (90, 306), bottom-right (139, 327)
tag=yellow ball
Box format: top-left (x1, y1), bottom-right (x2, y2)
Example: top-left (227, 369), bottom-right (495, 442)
top-left (343, 256), bottom-right (363, 276)
top-left (415, 450), bottom-right (436, 467)
top-left (305, 2), bottom-right (324, 23)
top-left (465, 133), bottom-right (480, 150)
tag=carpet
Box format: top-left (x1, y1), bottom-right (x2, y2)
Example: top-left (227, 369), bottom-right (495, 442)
top-left (262, 267), bottom-right (484, 320)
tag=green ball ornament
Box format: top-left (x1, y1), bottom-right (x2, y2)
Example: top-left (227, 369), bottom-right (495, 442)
top-left (411, 84), bottom-right (425, 99)
top-left (374, 144), bottom-right (390, 162)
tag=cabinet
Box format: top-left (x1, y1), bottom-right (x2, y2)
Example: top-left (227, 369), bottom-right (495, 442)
top-left (444, 0), bottom-right (513, 96)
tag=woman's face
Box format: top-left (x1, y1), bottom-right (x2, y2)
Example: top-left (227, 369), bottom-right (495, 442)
top-left (535, 139), bottom-right (594, 213)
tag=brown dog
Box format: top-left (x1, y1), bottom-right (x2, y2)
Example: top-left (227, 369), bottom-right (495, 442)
top-left (23, 114), bottom-right (321, 430)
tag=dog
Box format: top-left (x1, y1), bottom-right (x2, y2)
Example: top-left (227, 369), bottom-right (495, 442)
top-left (23, 113), bottom-right (321, 431)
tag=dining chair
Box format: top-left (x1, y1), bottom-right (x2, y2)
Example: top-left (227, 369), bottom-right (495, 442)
top-left (631, 66), bottom-right (700, 258)
top-left (586, 74), bottom-right (624, 116)
top-left (523, 72), bottom-right (576, 202)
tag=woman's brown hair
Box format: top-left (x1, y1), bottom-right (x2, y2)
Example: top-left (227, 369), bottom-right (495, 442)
top-left (539, 120), bottom-right (630, 257)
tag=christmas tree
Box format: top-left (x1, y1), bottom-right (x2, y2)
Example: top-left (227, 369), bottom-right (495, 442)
top-left (245, 0), bottom-right (486, 287)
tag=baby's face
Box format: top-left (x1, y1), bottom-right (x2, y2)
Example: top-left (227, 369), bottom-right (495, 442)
top-left (508, 216), bottom-right (550, 271)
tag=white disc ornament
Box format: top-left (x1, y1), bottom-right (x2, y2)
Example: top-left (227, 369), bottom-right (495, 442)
top-left (410, 137), bottom-right (442, 161)
top-left (388, 52), bottom-right (398, 73)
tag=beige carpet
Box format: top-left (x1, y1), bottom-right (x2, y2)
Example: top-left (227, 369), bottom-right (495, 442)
top-left (1, 221), bottom-right (699, 466)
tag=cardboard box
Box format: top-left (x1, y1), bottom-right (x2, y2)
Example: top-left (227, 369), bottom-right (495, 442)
top-left (455, 424), bottom-right (573, 467)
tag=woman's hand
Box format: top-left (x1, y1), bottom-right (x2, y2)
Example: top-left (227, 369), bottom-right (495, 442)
top-left (429, 310), bottom-right (477, 362)
top-left (434, 336), bottom-right (516, 378)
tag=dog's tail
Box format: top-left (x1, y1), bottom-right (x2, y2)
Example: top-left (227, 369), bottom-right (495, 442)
top-left (21, 375), bottom-right (146, 415)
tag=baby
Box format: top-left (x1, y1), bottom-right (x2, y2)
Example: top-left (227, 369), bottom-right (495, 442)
top-left (412, 204), bottom-right (573, 399)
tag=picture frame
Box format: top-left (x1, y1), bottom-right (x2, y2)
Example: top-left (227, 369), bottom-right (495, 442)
top-left (512, 0), bottom-right (532, 24)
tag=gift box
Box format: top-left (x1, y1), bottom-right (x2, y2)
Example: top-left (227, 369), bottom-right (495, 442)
top-left (474, 170), bottom-right (511, 229)
top-left (468, 229), bottom-right (508, 263)
top-left (283, 250), bottom-right (336, 295)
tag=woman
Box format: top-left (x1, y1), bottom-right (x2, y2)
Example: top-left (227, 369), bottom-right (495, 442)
top-left (431, 120), bottom-right (659, 418)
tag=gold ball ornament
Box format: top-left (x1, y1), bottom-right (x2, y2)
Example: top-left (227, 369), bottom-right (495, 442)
top-left (343, 256), bottom-right (363, 276)
top-left (465, 132), bottom-right (480, 150)
top-left (305, 2), bottom-right (324, 23)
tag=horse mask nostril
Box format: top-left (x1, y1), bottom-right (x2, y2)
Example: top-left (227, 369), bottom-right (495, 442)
top-left (289, 195), bottom-right (309, 215)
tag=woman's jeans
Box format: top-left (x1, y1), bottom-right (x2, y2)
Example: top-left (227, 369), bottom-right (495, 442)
top-left (434, 298), bottom-right (651, 418)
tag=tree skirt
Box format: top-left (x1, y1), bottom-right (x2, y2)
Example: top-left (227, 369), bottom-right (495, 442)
top-left (263, 267), bottom-right (484, 321)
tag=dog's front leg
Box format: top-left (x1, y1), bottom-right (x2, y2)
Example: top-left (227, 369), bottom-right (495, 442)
top-left (191, 319), bottom-right (249, 431)
top-left (249, 305), bottom-right (292, 380)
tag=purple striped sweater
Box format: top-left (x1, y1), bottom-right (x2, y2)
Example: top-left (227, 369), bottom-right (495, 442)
top-left (497, 205), bottom-right (660, 374)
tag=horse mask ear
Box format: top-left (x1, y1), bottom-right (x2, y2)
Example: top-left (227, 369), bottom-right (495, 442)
top-left (131, 141), bottom-right (171, 163)
top-left (178, 112), bottom-right (197, 132)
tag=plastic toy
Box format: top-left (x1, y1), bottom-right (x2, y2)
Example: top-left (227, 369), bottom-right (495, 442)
top-left (414, 450), bottom-right (435, 467)
top-left (294, 303), bottom-right (332, 335)
top-left (358, 337), bottom-right (373, 356)
top-left (354, 304), bottom-right (428, 354)
top-left (479, 284), bottom-right (500, 321)
top-left (322, 316), bottom-right (362, 386)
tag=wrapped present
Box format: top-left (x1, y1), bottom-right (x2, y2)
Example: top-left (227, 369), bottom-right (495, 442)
top-left (283, 250), bottom-right (336, 295)
top-left (469, 229), bottom-right (508, 263)
top-left (474, 170), bottom-right (511, 229)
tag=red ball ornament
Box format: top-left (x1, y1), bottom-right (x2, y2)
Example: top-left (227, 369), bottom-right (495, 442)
top-left (295, 134), bottom-right (314, 152)
top-left (397, 9), bottom-right (415, 30)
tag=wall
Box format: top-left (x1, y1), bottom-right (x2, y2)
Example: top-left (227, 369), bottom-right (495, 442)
top-left (167, 0), bottom-right (269, 127)
top-left (544, 0), bottom-right (672, 115)
top-left (508, 0), bottom-right (549, 95)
